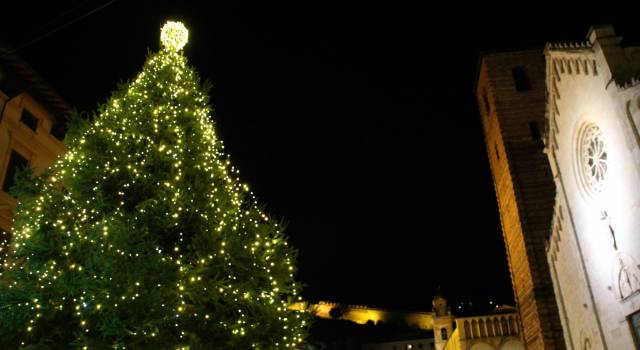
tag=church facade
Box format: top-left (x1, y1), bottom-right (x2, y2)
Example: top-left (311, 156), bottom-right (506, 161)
top-left (545, 25), bottom-right (640, 349)
top-left (478, 25), bottom-right (640, 349)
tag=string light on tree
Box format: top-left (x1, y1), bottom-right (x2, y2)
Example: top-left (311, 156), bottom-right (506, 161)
top-left (0, 20), bottom-right (308, 348)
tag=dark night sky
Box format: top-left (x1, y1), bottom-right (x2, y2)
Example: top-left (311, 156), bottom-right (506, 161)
top-left (1, 2), bottom-right (638, 311)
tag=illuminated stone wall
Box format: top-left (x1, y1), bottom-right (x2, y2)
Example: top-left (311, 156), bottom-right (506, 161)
top-left (545, 25), bottom-right (640, 350)
top-left (303, 301), bottom-right (434, 330)
top-left (476, 51), bottom-right (565, 350)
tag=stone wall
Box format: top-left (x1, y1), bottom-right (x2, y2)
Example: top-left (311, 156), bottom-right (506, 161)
top-left (305, 301), bottom-right (434, 330)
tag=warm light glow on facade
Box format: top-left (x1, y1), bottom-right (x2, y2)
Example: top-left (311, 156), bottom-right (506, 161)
top-left (290, 301), bottom-right (434, 330)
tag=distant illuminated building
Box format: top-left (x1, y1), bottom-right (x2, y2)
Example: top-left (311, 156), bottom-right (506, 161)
top-left (297, 293), bottom-right (523, 350)
top-left (433, 294), bottom-right (523, 350)
top-left (478, 24), bottom-right (640, 349)
top-left (433, 292), bottom-right (454, 350)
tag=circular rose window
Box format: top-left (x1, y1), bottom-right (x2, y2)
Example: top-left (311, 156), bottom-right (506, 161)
top-left (578, 124), bottom-right (607, 194)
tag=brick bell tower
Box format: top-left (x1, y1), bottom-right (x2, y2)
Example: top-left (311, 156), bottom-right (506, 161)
top-left (475, 50), bottom-right (565, 350)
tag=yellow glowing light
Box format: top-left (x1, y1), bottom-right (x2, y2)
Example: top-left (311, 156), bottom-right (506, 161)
top-left (161, 21), bottom-right (189, 52)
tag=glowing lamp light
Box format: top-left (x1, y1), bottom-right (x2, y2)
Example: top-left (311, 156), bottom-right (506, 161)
top-left (161, 21), bottom-right (189, 52)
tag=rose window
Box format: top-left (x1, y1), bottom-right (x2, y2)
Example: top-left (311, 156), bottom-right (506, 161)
top-left (579, 124), bottom-right (607, 194)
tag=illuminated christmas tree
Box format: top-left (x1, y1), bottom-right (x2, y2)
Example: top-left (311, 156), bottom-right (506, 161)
top-left (0, 21), bottom-right (308, 349)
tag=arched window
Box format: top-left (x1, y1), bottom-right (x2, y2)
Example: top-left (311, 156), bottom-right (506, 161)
top-left (441, 327), bottom-right (448, 340)
top-left (2, 150), bottom-right (29, 194)
top-left (486, 318), bottom-right (494, 337)
top-left (472, 320), bottom-right (479, 338)
top-left (583, 338), bottom-right (592, 350)
top-left (508, 316), bottom-right (517, 335)
top-left (501, 317), bottom-right (509, 335)
top-left (512, 67), bottom-right (532, 91)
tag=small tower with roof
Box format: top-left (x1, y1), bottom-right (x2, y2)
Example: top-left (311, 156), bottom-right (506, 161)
top-left (432, 288), bottom-right (454, 350)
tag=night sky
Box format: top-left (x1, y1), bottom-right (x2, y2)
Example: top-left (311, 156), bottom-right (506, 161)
top-left (1, 2), bottom-right (638, 312)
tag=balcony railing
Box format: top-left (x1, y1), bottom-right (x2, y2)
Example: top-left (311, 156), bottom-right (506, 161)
top-left (457, 313), bottom-right (519, 340)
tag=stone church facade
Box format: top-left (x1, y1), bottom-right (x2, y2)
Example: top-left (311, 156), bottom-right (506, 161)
top-left (478, 25), bottom-right (640, 349)
top-left (545, 25), bottom-right (640, 349)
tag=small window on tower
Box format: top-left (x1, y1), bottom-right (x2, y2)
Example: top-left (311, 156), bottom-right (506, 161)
top-left (20, 109), bottom-right (39, 132)
top-left (512, 67), bottom-right (532, 91)
top-left (51, 118), bottom-right (68, 141)
top-left (495, 143), bottom-right (500, 160)
top-left (529, 121), bottom-right (541, 141)
top-left (483, 90), bottom-right (491, 115)
top-left (2, 150), bottom-right (29, 194)
top-left (441, 328), bottom-right (448, 340)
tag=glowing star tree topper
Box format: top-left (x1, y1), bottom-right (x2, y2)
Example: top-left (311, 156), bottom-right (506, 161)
top-left (160, 20), bottom-right (189, 52)
top-left (0, 20), bottom-right (309, 349)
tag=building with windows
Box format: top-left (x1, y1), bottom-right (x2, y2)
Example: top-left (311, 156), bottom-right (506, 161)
top-left (477, 24), bottom-right (640, 349)
top-left (0, 43), bottom-right (71, 242)
top-left (440, 310), bottom-right (522, 350)
top-left (296, 294), bottom-right (523, 350)
top-left (433, 295), bottom-right (523, 350)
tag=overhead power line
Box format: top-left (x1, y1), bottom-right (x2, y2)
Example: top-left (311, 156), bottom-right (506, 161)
top-left (1, 0), bottom-right (117, 58)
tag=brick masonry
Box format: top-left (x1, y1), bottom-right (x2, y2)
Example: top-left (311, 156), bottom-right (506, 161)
top-left (476, 50), bottom-right (566, 350)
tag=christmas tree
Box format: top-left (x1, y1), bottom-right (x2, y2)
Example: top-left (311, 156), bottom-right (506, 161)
top-left (0, 21), bottom-right (308, 349)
